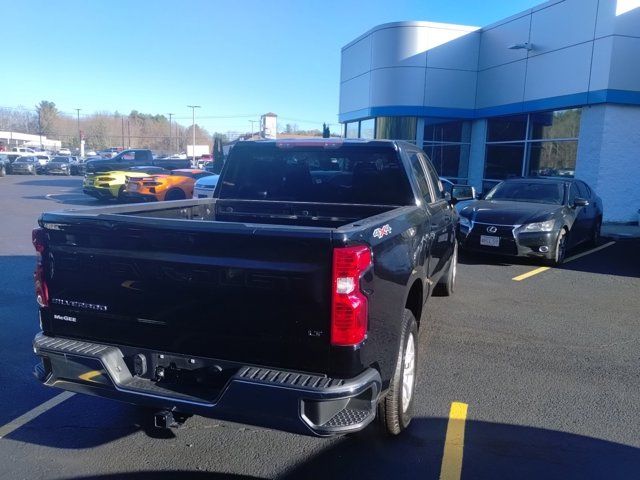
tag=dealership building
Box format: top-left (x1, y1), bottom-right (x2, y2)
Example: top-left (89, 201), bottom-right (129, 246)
top-left (339, 0), bottom-right (640, 222)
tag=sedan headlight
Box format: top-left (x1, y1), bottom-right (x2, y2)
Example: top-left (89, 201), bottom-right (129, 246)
top-left (459, 216), bottom-right (471, 229)
top-left (520, 219), bottom-right (555, 233)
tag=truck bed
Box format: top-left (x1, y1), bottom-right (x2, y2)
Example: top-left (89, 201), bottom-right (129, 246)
top-left (38, 198), bottom-right (414, 377)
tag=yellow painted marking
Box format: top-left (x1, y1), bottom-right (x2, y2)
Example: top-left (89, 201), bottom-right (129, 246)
top-left (0, 392), bottom-right (75, 439)
top-left (512, 266), bottom-right (550, 281)
top-left (512, 240), bottom-right (616, 281)
top-left (78, 370), bottom-right (102, 382)
top-left (563, 241), bottom-right (615, 264)
top-left (439, 402), bottom-right (468, 480)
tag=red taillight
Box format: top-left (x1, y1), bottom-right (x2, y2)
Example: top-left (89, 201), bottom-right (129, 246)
top-left (331, 245), bottom-right (372, 346)
top-left (32, 228), bottom-right (49, 308)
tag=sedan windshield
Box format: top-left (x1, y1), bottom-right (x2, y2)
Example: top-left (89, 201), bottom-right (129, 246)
top-left (485, 181), bottom-right (565, 205)
top-left (52, 157), bottom-right (69, 163)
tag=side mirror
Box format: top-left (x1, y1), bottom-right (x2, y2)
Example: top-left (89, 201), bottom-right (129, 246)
top-left (573, 197), bottom-right (589, 208)
top-left (451, 185), bottom-right (476, 201)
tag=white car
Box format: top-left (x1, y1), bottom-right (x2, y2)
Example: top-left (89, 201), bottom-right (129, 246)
top-left (58, 148), bottom-right (71, 155)
top-left (193, 174), bottom-right (219, 198)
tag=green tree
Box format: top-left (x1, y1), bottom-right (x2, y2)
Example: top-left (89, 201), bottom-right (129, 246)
top-left (35, 100), bottom-right (59, 136)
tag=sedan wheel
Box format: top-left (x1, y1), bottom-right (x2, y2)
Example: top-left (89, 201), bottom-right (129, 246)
top-left (551, 229), bottom-right (567, 266)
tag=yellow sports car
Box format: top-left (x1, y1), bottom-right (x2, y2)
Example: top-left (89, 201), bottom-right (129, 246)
top-left (83, 166), bottom-right (169, 201)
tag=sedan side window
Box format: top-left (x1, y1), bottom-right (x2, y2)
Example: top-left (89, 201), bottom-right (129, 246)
top-left (568, 183), bottom-right (578, 204)
top-left (576, 181), bottom-right (590, 199)
top-left (408, 152), bottom-right (433, 204)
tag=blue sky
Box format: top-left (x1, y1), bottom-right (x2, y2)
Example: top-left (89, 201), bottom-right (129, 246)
top-left (2, 0), bottom-right (541, 134)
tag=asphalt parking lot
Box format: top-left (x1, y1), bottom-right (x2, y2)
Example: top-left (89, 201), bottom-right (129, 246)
top-left (0, 174), bottom-right (639, 479)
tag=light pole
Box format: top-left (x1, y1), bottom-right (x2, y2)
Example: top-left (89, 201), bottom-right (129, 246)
top-left (75, 108), bottom-right (82, 156)
top-left (249, 120), bottom-right (258, 138)
top-left (187, 105), bottom-right (200, 166)
top-left (167, 113), bottom-right (174, 152)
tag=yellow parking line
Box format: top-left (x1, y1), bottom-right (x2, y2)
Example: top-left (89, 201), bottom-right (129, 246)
top-left (563, 241), bottom-right (615, 264)
top-left (512, 241), bottom-right (616, 281)
top-left (512, 266), bottom-right (550, 281)
top-left (439, 402), bottom-right (468, 480)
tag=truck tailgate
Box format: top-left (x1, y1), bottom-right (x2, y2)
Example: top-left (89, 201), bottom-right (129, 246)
top-left (40, 218), bottom-right (334, 373)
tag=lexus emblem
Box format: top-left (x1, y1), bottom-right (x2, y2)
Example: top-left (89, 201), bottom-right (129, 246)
top-left (487, 226), bottom-right (498, 233)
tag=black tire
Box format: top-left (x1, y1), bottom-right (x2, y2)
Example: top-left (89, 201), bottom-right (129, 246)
top-left (117, 185), bottom-right (126, 202)
top-left (377, 308), bottom-right (418, 436)
top-left (589, 218), bottom-right (602, 246)
top-left (0, 165), bottom-right (5, 177)
top-left (546, 228), bottom-right (567, 266)
top-left (165, 189), bottom-right (186, 201)
top-left (434, 240), bottom-right (457, 296)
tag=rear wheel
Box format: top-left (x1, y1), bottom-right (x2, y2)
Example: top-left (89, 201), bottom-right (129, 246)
top-left (117, 185), bottom-right (126, 202)
top-left (165, 189), bottom-right (186, 201)
top-left (434, 240), bottom-right (457, 296)
top-left (377, 308), bottom-right (418, 436)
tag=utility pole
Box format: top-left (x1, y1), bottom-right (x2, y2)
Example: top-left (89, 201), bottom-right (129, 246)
top-left (187, 105), bottom-right (201, 166)
top-left (249, 120), bottom-right (258, 138)
top-left (167, 113), bottom-right (174, 152)
top-left (75, 108), bottom-right (81, 154)
top-left (127, 121), bottom-right (131, 148)
top-left (121, 116), bottom-right (125, 150)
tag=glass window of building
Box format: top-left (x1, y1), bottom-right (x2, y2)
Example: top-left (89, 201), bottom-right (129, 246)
top-left (484, 144), bottom-right (525, 180)
top-left (345, 122), bottom-right (359, 139)
top-left (424, 119), bottom-right (471, 143)
top-left (360, 118), bottom-right (375, 139)
top-left (530, 109), bottom-right (581, 140)
top-left (528, 140), bottom-right (578, 177)
top-left (487, 114), bottom-right (527, 142)
top-left (484, 109), bottom-right (581, 186)
top-left (422, 118), bottom-right (471, 181)
top-left (423, 144), bottom-right (470, 179)
top-left (375, 117), bottom-right (417, 141)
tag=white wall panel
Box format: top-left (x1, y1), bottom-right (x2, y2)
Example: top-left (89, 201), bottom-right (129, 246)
top-left (608, 36), bottom-right (640, 91)
top-left (339, 73), bottom-right (371, 113)
top-left (370, 26), bottom-right (429, 69)
top-left (424, 69), bottom-right (477, 109)
top-left (341, 36), bottom-right (371, 82)
top-left (530, 0), bottom-right (598, 53)
top-left (596, 0), bottom-right (640, 37)
top-left (369, 67), bottom-right (426, 106)
top-left (476, 61), bottom-right (527, 108)
top-left (479, 15), bottom-right (531, 70)
top-left (524, 42), bottom-right (592, 100)
top-left (427, 31), bottom-right (481, 71)
top-left (590, 37), bottom-right (614, 91)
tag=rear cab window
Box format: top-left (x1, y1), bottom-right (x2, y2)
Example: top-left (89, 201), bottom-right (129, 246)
top-left (219, 144), bottom-right (415, 206)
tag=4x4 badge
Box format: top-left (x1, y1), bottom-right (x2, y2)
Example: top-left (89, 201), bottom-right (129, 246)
top-left (373, 224), bottom-right (392, 239)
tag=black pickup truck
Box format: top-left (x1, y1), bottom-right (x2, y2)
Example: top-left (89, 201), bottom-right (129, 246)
top-left (85, 149), bottom-right (191, 173)
top-left (32, 139), bottom-right (458, 437)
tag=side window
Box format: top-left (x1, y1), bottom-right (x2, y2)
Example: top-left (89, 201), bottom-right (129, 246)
top-left (408, 152), bottom-right (433, 203)
top-left (568, 183), bottom-right (578, 204)
top-left (420, 153), bottom-right (444, 201)
top-left (576, 181), bottom-right (590, 199)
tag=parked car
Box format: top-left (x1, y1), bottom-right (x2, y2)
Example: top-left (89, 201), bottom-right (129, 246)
top-left (35, 154), bottom-right (51, 170)
top-left (123, 168), bottom-right (212, 202)
top-left (192, 173), bottom-right (220, 198)
top-left (10, 156), bottom-right (38, 175)
top-left (85, 149), bottom-right (190, 174)
top-left (31, 139), bottom-right (458, 438)
top-left (43, 156), bottom-right (73, 175)
top-left (457, 177), bottom-right (603, 265)
top-left (57, 148), bottom-right (72, 155)
top-left (0, 154), bottom-right (9, 176)
top-left (83, 166), bottom-right (170, 201)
